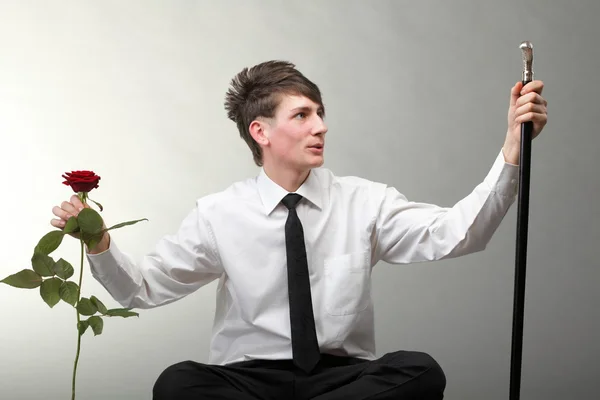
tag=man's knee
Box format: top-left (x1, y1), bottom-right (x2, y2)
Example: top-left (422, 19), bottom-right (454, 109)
top-left (153, 360), bottom-right (201, 398)
top-left (385, 350), bottom-right (447, 393)
top-left (415, 351), bottom-right (446, 393)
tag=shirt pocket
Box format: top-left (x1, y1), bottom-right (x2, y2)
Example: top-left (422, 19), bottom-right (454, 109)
top-left (323, 250), bottom-right (371, 316)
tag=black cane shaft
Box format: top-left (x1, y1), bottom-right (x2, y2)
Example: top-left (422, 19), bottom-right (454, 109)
top-left (509, 112), bottom-right (533, 400)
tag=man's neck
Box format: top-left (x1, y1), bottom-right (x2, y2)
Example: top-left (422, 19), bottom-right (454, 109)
top-left (263, 164), bottom-right (311, 193)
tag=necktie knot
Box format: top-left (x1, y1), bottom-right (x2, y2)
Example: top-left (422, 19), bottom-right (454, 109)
top-left (282, 193), bottom-right (303, 210)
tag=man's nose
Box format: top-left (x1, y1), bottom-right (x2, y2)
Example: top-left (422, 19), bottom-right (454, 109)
top-left (313, 117), bottom-right (328, 135)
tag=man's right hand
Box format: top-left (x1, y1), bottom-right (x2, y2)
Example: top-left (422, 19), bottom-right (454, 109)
top-left (51, 194), bottom-right (110, 254)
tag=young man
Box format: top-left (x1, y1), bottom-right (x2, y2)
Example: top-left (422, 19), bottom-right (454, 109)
top-left (51, 60), bottom-right (547, 399)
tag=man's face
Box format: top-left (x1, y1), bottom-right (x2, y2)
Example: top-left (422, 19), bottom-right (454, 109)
top-left (262, 94), bottom-right (328, 172)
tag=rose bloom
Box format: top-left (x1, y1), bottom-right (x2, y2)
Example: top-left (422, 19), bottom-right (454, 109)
top-left (62, 171), bottom-right (101, 193)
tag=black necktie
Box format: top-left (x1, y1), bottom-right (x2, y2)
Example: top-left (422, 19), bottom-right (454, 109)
top-left (281, 193), bottom-right (320, 373)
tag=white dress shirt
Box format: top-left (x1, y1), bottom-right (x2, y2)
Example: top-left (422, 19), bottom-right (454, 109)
top-left (87, 149), bottom-right (518, 365)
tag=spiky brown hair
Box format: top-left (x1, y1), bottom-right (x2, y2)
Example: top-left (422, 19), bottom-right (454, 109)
top-left (224, 60), bottom-right (324, 166)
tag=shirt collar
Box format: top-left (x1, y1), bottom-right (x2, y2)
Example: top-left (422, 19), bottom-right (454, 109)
top-left (257, 168), bottom-right (323, 215)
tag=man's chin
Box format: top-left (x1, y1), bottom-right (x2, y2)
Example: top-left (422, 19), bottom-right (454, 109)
top-left (308, 156), bottom-right (324, 168)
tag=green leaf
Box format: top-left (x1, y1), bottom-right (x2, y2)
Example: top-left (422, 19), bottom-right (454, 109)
top-left (78, 320), bottom-right (89, 336)
top-left (88, 198), bottom-right (104, 212)
top-left (31, 252), bottom-right (56, 277)
top-left (34, 230), bottom-right (65, 255)
top-left (87, 316), bottom-right (104, 336)
top-left (40, 277), bottom-right (62, 308)
top-left (53, 258), bottom-right (74, 280)
top-left (90, 296), bottom-right (107, 314)
top-left (63, 216), bottom-right (79, 234)
top-left (81, 231), bottom-right (105, 252)
top-left (77, 208), bottom-right (104, 235)
top-left (1, 269), bottom-right (42, 289)
top-left (77, 297), bottom-right (97, 316)
top-left (105, 308), bottom-right (139, 318)
top-left (59, 281), bottom-right (79, 307)
top-left (106, 218), bottom-right (149, 232)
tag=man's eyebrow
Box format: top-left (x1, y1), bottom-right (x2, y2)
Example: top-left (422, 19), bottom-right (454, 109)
top-left (289, 106), bottom-right (325, 115)
top-left (290, 106), bottom-right (312, 113)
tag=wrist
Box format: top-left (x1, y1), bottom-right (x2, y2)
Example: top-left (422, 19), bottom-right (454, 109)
top-left (87, 233), bottom-right (110, 254)
top-left (502, 137), bottom-right (520, 165)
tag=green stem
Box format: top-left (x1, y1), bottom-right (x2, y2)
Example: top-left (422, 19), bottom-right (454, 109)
top-left (72, 237), bottom-right (85, 400)
top-left (78, 192), bottom-right (88, 204)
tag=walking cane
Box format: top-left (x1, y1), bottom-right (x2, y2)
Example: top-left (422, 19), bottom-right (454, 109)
top-left (509, 41), bottom-right (534, 400)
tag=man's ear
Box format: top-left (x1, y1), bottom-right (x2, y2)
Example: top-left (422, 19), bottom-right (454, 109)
top-left (249, 119), bottom-right (270, 146)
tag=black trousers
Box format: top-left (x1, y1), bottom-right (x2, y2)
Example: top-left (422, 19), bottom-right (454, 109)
top-left (153, 350), bottom-right (446, 399)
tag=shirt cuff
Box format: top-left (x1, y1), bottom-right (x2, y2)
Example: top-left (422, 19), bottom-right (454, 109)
top-left (483, 149), bottom-right (520, 198)
top-left (86, 237), bottom-right (125, 281)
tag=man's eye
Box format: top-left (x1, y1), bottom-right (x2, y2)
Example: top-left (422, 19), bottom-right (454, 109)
top-left (295, 112), bottom-right (306, 119)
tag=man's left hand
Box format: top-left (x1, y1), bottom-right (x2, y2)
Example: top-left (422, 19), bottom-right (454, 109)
top-left (503, 80), bottom-right (548, 164)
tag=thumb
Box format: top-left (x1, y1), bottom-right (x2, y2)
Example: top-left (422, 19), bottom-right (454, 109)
top-left (510, 81), bottom-right (523, 107)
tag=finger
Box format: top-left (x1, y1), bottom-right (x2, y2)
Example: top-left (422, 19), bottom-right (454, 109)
top-left (53, 204), bottom-right (75, 221)
top-left (516, 92), bottom-right (546, 108)
top-left (70, 194), bottom-right (86, 211)
top-left (515, 102), bottom-right (546, 117)
top-left (51, 218), bottom-right (65, 228)
top-left (515, 111), bottom-right (548, 125)
top-left (521, 80), bottom-right (544, 96)
top-left (61, 201), bottom-right (78, 215)
top-left (510, 82), bottom-right (523, 107)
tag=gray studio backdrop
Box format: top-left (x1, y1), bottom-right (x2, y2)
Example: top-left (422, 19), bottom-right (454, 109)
top-left (1, 1), bottom-right (598, 399)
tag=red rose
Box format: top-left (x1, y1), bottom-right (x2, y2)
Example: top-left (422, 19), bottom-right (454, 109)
top-left (62, 170), bottom-right (101, 193)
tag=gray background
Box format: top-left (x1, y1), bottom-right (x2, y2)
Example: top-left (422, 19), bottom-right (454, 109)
top-left (0, 1), bottom-right (598, 399)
